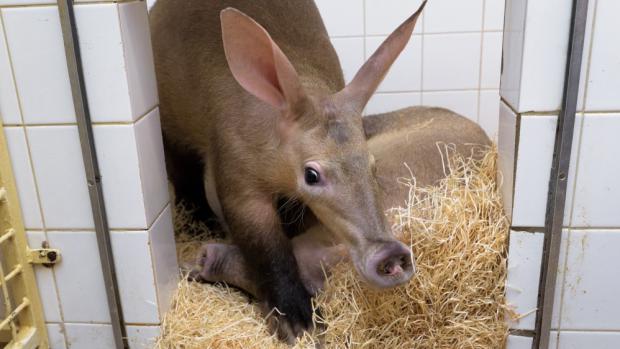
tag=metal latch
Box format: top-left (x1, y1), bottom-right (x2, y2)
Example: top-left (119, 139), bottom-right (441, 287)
top-left (27, 241), bottom-right (61, 266)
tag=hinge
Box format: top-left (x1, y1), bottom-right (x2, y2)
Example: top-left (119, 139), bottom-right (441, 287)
top-left (27, 241), bottom-right (61, 266)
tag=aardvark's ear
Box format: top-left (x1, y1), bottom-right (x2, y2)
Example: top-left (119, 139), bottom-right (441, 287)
top-left (220, 8), bottom-right (305, 111)
top-left (336, 1), bottom-right (427, 111)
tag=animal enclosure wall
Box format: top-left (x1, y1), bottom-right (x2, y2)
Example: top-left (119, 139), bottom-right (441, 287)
top-left (499, 0), bottom-right (620, 348)
top-left (0, 0), bottom-right (177, 348)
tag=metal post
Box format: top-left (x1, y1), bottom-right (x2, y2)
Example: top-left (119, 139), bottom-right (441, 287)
top-left (56, 1), bottom-right (127, 348)
top-left (533, 0), bottom-right (589, 348)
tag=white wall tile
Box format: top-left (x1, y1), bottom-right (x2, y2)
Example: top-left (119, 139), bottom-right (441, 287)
top-left (576, 0), bottom-right (596, 112)
top-left (134, 108), bottom-right (170, 227)
top-left (148, 205), bottom-right (179, 318)
top-left (26, 231), bottom-right (62, 322)
top-left (27, 126), bottom-right (93, 229)
top-left (551, 230), bottom-right (570, 331)
top-left (557, 331), bottom-right (620, 349)
top-left (423, 33), bottom-right (481, 90)
top-left (584, 0), bottom-right (620, 111)
top-left (479, 90), bottom-right (500, 140)
top-left (498, 101), bottom-right (517, 220)
top-left (48, 231), bottom-right (109, 323)
top-left (511, 115), bottom-right (556, 227)
top-left (93, 124), bottom-right (147, 229)
top-left (484, 0), bottom-right (506, 31)
top-left (119, 1), bottom-right (159, 119)
top-left (560, 230), bottom-right (620, 330)
top-left (111, 231), bottom-right (159, 324)
top-left (46, 323), bottom-right (67, 349)
top-left (518, 0), bottom-right (572, 112)
top-left (506, 335), bottom-right (533, 349)
top-left (1, 6), bottom-right (75, 124)
top-left (549, 331), bottom-right (559, 349)
top-left (64, 323), bottom-right (114, 349)
top-left (500, 0), bottom-right (527, 110)
top-left (423, 0), bottom-right (483, 33)
top-left (506, 230), bottom-right (544, 330)
top-left (481, 32), bottom-right (503, 89)
top-left (366, 35), bottom-right (422, 92)
top-left (571, 114), bottom-right (620, 227)
top-left (0, 16), bottom-right (21, 125)
top-left (74, 3), bottom-right (132, 123)
top-left (315, 0), bottom-right (364, 37)
top-left (365, 0), bottom-right (424, 35)
top-left (331, 37), bottom-right (365, 84)
top-left (422, 90), bottom-right (478, 121)
top-left (365, 92), bottom-right (421, 115)
top-left (126, 325), bottom-right (160, 349)
top-left (4, 127), bottom-right (43, 229)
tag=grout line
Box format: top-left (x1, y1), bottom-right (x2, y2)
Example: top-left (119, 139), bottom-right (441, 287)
top-left (4, 105), bottom-right (158, 128)
top-left (0, 0), bottom-right (137, 9)
top-left (329, 30), bottom-right (503, 39)
top-left (476, 0), bottom-right (487, 124)
top-left (362, 0), bottom-right (366, 61)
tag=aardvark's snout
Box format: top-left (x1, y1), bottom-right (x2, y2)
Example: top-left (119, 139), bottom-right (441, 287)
top-left (362, 240), bottom-right (416, 288)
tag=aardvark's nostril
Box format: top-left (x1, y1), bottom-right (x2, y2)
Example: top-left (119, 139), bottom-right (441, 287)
top-left (378, 253), bottom-right (411, 276)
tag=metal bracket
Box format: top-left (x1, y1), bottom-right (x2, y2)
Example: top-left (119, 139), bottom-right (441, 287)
top-left (27, 248), bottom-right (61, 266)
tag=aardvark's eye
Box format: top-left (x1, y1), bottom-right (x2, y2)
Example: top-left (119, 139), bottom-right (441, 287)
top-left (304, 167), bottom-right (321, 185)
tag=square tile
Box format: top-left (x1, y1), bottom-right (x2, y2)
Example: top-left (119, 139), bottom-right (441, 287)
top-left (111, 231), bottom-right (159, 324)
top-left (571, 114), bottom-right (620, 227)
top-left (366, 35), bottom-right (422, 92)
top-left (3, 127), bottom-right (43, 229)
top-left (331, 37), bottom-right (365, 84)
top-left (505, 230), bottom-right (544, 330)
top-left (518, 0), bottom-right (572, 112)
top-left (64, 323), bottom-right (114, 349)
top-left (0, 16), bottom-right (21, 125)
top-left (134, 108), bottom-right (170, 227)
top-left (506, 335), bottom-right (533, 349)
top-left (26, 126), bottom-right (93, 229)
top-left (46, 323), bottom-right (67, 349)
top-left (1, 6), bottom-right (75, 124)
top-left (479, 90), bottom-right (501, 140)
top-left (557, 331), bottom-right (620, 349)
top-left (499, 0), bottom-right (527, 110)
top-left (364, 92), bottom-right (421, 115)
top-left (497, 101), bottom-right (517, 220)
top-left (423, 0), bottom-right (483, 33)
top-left (584, 0), bottom-right (620, 111)
top-left (560, 230), bottom-right (620, 330)
top-left (93, 124), bottom-right (148, 229)
top-left (365, 0), bottom-right (425, 35)
top-left (119, 1), bottom-right (159, 119)
top-left (423, 33), bottom-right (481, 90)
top-left (74, 3), bottom-right (133, 123)
top-left (484, 0), bottom-right (506, 31)
top-left (48, 231), bottom-right (110, 323)
top-left (422, 90), bottom-right (478, 121)
top-left (549, 331), bottom-right (559, 349)
top-left (575, 0), bottom-right (596, 112)
top-left (481, 32), bottom-right (503, 89)
top-left (511, 115), bottom-right (557, 227)
top-left (26, 231), bottom-right (62, 322)
top-left (148, 205), bottom-right (179, 318)
top-left (315, 0), bottom-right (364, 37)
top-left (126, 325), bottom-right (160, 349)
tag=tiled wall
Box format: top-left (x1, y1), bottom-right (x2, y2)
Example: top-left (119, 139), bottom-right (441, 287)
top-left (146, 0), bottom-right (505, 141)
top-left (499, 0), bottom-right (620, 348)
top-left (0, 1), bottom-right (178, 348)
top-left (312, 0), bottom-right (505, 139)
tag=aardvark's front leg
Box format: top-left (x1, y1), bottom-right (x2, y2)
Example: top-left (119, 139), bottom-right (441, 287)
top-left (221, 194), bottom-right (314, 344)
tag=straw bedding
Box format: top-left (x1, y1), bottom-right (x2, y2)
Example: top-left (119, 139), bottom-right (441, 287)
top-left (156, 147), bottom-right (510, 348)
